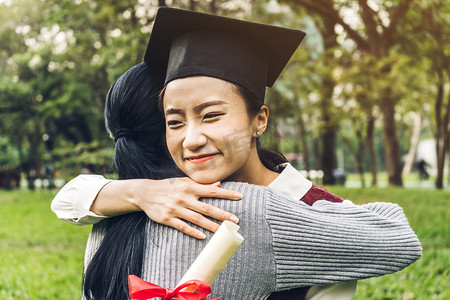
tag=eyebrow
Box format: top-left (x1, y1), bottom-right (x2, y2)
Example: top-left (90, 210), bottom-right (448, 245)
top-left (194, 100), bottom-right (226, 113)
top-left (165, 108), bottom-right (183, 115)
top-left (165, 100), bottom-right (226, 115)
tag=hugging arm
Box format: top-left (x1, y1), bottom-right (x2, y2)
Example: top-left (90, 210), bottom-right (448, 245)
top-left (263, 189), bottom-right (422, 290)
top-left (51, 175), bottom-right (242, 239)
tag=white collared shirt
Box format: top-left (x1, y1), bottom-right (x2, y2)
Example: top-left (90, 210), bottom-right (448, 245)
top-left (268, 163), bottom-right (312, 201)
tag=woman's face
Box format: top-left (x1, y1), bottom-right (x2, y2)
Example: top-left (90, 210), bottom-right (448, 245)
top-left (163, 76), bottom-right (258, 184)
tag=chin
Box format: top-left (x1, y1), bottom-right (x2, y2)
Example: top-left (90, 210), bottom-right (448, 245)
top-left (187, 169), bottom-right (230, 184)
top-left (190, 174), bottom-right (220, 184)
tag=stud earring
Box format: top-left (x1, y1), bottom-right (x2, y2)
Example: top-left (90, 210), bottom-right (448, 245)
top-left (256, 130), bottom-right (261, 135)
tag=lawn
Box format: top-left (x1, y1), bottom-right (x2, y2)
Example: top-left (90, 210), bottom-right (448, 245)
top-left (328, 187), bottom-right (449, 300)
top-left (0, 187), bottom-right (448, 299)
top-left (0, 190), bottom-right (91, 300)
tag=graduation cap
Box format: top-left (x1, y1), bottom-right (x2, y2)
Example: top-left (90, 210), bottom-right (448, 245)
top-left (144, 7), bottom-right (305, 102)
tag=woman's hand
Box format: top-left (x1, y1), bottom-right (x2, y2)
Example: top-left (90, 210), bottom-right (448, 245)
top-left (91, 177), bottom-right (242, 239)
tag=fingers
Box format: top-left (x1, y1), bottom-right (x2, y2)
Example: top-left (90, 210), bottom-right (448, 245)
top-left (165, 218), bottom-right (207, 240)
top-left (158, 207), bottom-right (221, 239)
top-left (197, 184), bottom-right (243, 200)
top-left (139, 178), bottom-right (242, 239)
top-left (179, 178), bottom-right (242, 200)
top-left (184, 183), bottom-right (242, 224)
top-left (186, 201), bottom-right (239, 224)
top-left (181, 208), bottom-right (222, 232)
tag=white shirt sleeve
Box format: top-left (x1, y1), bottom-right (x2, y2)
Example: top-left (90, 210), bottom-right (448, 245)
top-left (50, 174), bottom-right (112, 225)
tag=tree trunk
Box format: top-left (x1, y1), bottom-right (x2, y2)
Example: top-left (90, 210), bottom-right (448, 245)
top-left (313, 138), bottom-right (321, 171)
top-left (341, 127), bottom-right (365, 188)
top-left (435, 141), bottom-right (445, 189)
top-left (356, 156), bottom-right (365, 188)
top-left (298, 114), bottom-right (311, 176)
top-left (356, 126), bottom-right (366, 188)
top-left (380, 88), bottom-right (403, 186)
top-left (435, 80), bottom-right (450, 189)
top-left (27, 127), bottom-right (42, 189)
top-left (321, 109), bottom-right (336, 185)
top-left (209, 0), bottom-right (217, 14)
top-left (434, 71), bottom-right (444, 189)
top-left (402, 113), bottom-right (422, 175)
top-left (366, 115), bottom-right (377, 186)
top-left (320, 17), bottom-right (338, 185)
top-left (447, 140), bottom-right (450, 186)
top-left (189, 0), bottom-right (196, 11)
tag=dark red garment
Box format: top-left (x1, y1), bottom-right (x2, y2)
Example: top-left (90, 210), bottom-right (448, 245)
top-left (267, 184), bottom-right (344, 300)
top-left (301, 184), bottom-right (344, 205)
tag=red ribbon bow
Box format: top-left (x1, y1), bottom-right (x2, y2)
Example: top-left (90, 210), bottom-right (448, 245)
top-left (128, 275), bottom-right (221, 300)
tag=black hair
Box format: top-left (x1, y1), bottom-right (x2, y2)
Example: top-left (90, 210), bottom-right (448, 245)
top-left (229, 83), bottom-right (288, 173)
top-left (83, 63), bottom-right (181, 300)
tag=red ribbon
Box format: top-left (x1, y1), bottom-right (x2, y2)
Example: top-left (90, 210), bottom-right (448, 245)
top-left (128, 275), bottom-right (221, 300)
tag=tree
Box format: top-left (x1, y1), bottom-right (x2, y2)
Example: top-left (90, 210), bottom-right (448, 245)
top-left (398, 0), bottom-right (450, 189)
top-left (0, 0), bottom-right (255, 181)
top-left (417, 1), bottom-right (450, 189)
top-left (280, 0), bottom-right (420, 186)
top-left (253, 1), bottom-right (343, 183)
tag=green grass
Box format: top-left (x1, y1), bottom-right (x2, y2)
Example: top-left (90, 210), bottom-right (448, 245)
top-left (327, 187), bottom-right (450, 300)
top-left (343, 172), bottom-right (449, 189)
top-left (0, 187), bottom-right (448, 299)
top-left (0, 190), bottom-right (91, 300)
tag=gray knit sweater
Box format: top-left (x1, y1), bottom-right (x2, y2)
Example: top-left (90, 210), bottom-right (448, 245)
top-left (84, 182), bottom-right (422, 299)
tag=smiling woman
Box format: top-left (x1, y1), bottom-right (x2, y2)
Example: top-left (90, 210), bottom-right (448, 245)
top-left (163, 76), bottom-right (276, 186)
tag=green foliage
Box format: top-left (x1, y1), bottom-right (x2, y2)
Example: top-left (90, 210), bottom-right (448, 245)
top-left (1, 0), bottom-right (450, 184)
top-left (0, 0), bottom-right (261, 177)
top-left (0, 137), bottom-right (21, 168)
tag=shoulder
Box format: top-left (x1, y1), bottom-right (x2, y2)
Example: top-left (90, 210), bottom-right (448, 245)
top-left (220, 181), bottom-right (268, 195)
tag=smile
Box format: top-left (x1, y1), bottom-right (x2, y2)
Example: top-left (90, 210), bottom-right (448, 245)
top-left (185, 154), bottom-right (218, 164)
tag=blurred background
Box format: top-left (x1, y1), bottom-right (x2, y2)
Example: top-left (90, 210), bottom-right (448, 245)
top-left (0, 0), bottom-right (449, 190)
top-left (0, 1), bottom-right (449, 299)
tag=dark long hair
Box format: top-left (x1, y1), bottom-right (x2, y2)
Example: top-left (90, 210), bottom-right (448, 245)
top-left (83, 63), bottom-right (181, 299)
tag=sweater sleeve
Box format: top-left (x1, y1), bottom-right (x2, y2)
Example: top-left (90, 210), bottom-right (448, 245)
top-left (50, 174), bottom-right (111, 225)
top-left (264, 188), bottom-right (422, 291)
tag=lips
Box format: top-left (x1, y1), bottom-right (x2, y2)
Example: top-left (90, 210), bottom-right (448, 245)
top-left (185, 153), bottom-right (218, 164)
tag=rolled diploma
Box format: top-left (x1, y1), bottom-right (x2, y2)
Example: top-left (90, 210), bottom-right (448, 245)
top-left (176, 220), bottom-right (244, 287)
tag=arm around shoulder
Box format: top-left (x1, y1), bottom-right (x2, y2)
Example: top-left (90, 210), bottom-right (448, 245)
top-left (264, 189), bottom-right (422, 289)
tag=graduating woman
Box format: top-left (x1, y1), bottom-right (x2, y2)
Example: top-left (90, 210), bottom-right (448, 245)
top-left (52, 8), bottom-right (421, 300)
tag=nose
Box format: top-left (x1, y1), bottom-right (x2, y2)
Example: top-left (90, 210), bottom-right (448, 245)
top-left (182, 124), bottom-right (207, 150)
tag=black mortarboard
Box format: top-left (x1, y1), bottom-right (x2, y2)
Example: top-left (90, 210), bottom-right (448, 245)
top-left (144, 7), bottom-right (305, 102)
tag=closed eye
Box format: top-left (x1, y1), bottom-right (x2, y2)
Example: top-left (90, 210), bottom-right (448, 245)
top-left (203, 113), bottom-right (224, 121)
top-left (167, 120), bottom-right (183, 128)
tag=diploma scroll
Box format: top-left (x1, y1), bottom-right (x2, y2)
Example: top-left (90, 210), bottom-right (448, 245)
top-left (177, 220), bottom-right (244, 287)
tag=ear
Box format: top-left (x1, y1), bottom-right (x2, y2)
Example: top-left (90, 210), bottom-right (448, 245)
top-left (252, 105), bottom-right (269, 138)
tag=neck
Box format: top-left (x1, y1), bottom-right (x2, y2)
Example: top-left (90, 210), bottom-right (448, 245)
top-left (226, 147), bottom-right (279, 186)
